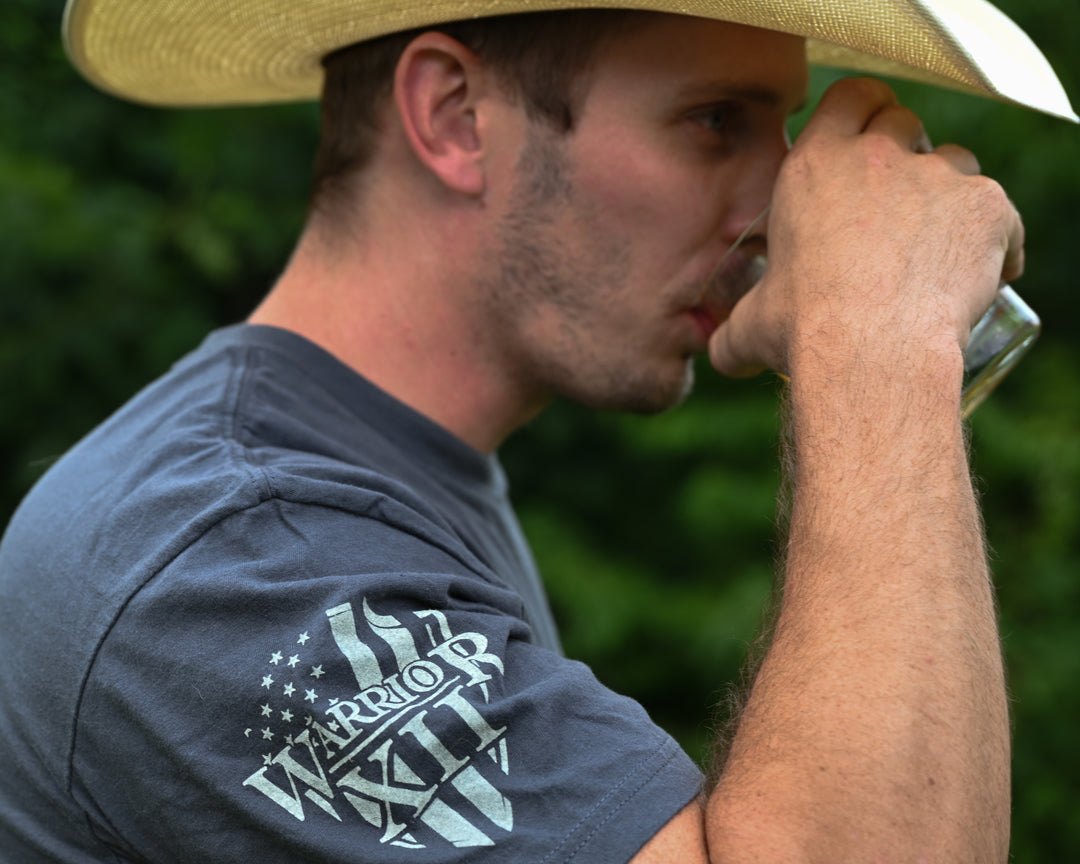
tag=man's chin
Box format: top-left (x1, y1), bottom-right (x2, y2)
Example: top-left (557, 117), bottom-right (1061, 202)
top-left (582, 362), bottom-right (696, 416)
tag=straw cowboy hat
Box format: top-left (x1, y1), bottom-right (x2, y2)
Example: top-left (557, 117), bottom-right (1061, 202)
top-left (63, 0), bottom-right (1076, 121)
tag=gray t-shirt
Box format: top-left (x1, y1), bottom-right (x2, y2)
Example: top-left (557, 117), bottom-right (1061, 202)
top-left (0, 324), bottom-right (702, 862)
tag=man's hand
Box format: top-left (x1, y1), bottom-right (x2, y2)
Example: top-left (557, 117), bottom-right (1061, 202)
top-left (709, 77), bottom-right (1025, 382)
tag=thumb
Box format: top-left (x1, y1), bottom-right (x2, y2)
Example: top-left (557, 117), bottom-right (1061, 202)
top-left (708, 311), bottom-right (769, 379)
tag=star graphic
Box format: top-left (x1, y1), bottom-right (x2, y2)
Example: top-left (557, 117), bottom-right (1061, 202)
top-left (283, 683), bottom-right (296, 697)
top-left (297, 632), bottom-right (310, 645)
top-left (287, 654), bottom-right (300, 668)
top-left (285, 735), bottom-right (295, 746)
top-left (260, 704), bottom-right (272, 717)
top-left (310, 665), bottom-right (325, 679)
top-left (262, 728), bottom-right (274, 741)
top-left (262, 753), bottom-right (273, 766)
top-left (269, 651), bottom-right (283, 665)
top-left (329, 697), bottom-right (340, 706)
top-left (305, 689), bottom-right (318, 703)
top-left (327, 720), bottom-right (340, 732)
top-left (281, 709), bottom-right (294, 723)
top-left (261, 675), bottom-right (274, 689)
top-left (244, 728), bottom-right (252, 738)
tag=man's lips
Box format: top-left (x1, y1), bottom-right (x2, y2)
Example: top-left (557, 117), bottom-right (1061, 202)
top-left (687, 251), bottom-right (767, 342)
top-left (686, 304), bottom-right (723, 346)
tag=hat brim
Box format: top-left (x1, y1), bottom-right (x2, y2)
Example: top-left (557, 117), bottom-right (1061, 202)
top-left (63, 0), bottom-right (1077, 122)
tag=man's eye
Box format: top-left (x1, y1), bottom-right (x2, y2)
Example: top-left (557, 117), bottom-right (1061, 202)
top-left (698, 104), bottom-right (736, 134)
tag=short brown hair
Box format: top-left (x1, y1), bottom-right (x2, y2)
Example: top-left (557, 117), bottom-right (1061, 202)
top-left (310, 10), bottom-right (646, 220)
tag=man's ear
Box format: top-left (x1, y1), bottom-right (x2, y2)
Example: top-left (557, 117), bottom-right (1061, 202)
top-left (393, 32), bottom-right (492, 198)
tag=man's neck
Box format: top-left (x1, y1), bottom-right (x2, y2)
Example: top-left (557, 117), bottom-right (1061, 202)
top-left (248, 223), bottom-right (548, 454)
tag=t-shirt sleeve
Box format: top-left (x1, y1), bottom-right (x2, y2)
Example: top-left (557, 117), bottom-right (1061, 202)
top-left (71, 499), bottom-right (703, 863)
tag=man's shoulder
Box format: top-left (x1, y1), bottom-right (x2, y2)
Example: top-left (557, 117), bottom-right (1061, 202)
top-left (6, 324), bottom-right (468, 578)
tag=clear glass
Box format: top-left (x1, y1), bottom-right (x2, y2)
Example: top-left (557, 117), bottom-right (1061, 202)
top-left (960, 285), bottom-right (1041, 418)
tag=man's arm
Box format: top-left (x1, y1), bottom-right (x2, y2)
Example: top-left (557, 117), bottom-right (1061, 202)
top-left (636, 77), bottom-right (1018, 863)
top-left (706, 352), bottom-right (1008, 861)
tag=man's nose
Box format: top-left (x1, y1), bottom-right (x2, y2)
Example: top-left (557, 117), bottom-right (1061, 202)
top-left (724, 130), bottom-right (790, 257)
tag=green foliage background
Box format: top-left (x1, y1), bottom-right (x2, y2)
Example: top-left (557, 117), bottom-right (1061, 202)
top-left (2, 0), bottom-right (1077, 857)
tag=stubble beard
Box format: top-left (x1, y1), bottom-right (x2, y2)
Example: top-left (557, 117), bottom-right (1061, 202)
top-left (484, 130), bottom-right (699, 417)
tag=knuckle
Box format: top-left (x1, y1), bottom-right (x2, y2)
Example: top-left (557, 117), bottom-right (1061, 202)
top-left (953, 145), bottom-right (979, 173)
top-left (856, 130), bottom-right (904, 162)
top-left (813, 77), bottom-right (898, 126)
top-left (962, 175), bottom-right (1012, 224)
top-left (967, 173), bottom-right (1006, 204)
top-left (833, 76), bottom-right (895, 104)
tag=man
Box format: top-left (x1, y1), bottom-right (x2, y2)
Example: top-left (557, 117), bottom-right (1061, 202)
top-left (0, 1), bottom-right (1074, 862)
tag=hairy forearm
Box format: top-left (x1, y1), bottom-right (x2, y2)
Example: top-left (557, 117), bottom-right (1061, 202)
top-left (706, 349), bottom-right (1010, 862)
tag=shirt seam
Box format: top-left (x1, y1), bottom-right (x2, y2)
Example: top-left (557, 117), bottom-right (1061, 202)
top-left (538, 737), bottom-right (694, 864)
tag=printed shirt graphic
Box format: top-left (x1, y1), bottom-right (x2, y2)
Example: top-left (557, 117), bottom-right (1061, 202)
top-left (242, 598), bottom-right (515, 849)
top-left (70, 537), bottom-right (702, 864)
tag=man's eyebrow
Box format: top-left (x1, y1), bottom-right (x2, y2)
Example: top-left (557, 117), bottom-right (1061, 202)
top-left (676, 82), bottom-right (807, 113)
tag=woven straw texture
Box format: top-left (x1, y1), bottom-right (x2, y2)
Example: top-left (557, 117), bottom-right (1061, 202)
top-left (63, 0), bottom-right (1076, 120)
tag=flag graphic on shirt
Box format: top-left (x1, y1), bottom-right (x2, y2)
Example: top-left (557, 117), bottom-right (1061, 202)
top-left (241, 598), bottom-right (513, 849)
